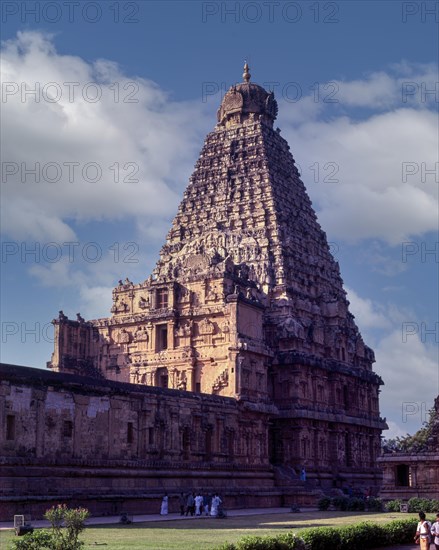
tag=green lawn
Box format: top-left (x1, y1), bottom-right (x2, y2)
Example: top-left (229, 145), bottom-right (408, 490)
top-left (0, 511), bottom-right (419, 550)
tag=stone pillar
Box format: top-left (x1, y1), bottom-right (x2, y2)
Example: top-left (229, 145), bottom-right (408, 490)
top-left (34, 390), bottom-right (46, 458)
top-left (169, 321), bottom-right (175, 349)
top-left (73, 394), bottom-right (88, 459)
top-left (186, 367), bottom-right (194, 391)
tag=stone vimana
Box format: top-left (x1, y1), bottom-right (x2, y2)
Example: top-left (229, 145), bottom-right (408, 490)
top-left (1, 65), bottom-right (387, 517)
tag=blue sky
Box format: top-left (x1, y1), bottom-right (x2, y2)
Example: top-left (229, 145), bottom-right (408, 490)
top-left (1, 0), bottom-right (438, 439)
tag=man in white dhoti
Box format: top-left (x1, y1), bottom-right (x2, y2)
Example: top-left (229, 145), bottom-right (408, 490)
top-left (195, 493), bottom-right (203, 515)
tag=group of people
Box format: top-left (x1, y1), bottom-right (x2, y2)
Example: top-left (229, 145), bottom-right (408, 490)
top-left (415, 512), bottom-right (439, 550)
top-left (179, 492), bottom-right (223, 517)
top-left (160, 492), bottom-right (223, 517)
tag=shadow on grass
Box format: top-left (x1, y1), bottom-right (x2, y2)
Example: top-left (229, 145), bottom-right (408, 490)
top-left (90, 520), bottom-right (333, 532)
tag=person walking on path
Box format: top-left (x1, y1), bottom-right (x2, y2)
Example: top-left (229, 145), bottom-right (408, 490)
top-left (431, 512), bottom-right (439, 550)
top-left (160, 493), bottom-right (168, 515)
top-left (415, 511), bottom-right (432, 550)
top-left (203, 493), bottom-right (210, 516)
top-left (186, 492), bottom-right (195, 516)
top-left (178, 493), bottom-right (186, 516)
top-left (195, 493), bottom-right (203, 516)
top-left (210, 493), bottom-right (222, 517)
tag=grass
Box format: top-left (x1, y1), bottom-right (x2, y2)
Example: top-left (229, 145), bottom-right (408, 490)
top-left (0, 510), bottom-right (420, 550)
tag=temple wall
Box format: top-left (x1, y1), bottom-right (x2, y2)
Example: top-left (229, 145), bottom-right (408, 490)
top-left (0, 365), bottom-right (270, 464)
top-left (378, 453), bottom-right (439, 500)
top-left (1, 363), bottom-right (307, 519)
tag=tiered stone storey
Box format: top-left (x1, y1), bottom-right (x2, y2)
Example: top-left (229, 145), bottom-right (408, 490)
top-left (1, 66), bottom-right (386, 517)
top-left (48, 65), bottom-right (386, 486)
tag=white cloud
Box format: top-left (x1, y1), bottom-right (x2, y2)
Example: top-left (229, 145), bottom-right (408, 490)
top-left (2, 199), bottom-right (77, 241)
top-left (332, 63), bottom-right (438, 109)
top-left (346, 287), bottom-right (392, 331)
top-left (1, 31), bottom-right (208, 241)
top-left (28, 249), bottom-right (145, 319)
top-left (358, 241), bottom-right (408, 277)
top-left (78, 285), bottom-right (113, 319)
top-left (2, 33), bottom-right (437, 249)
top-left (282, 107), bottom-right (438, 245)
top-left (375, 328), bottom-right (438, 438)
top-left (346, 286), bottom-right (438, 439)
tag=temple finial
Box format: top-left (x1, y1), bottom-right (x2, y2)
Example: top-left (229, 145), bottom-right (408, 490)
top-left (243, 61), bottom-right (251, 83)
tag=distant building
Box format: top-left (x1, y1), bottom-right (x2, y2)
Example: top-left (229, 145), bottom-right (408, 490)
top-left (379, 396), bottom-right (439, 500)
top-left (1, 65), bottom-right (387, 518)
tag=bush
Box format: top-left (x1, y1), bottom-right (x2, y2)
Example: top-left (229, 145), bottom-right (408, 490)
top-left (384, 518), bottom-right (418, 544)
top-left (408, 497), bottom-right (431, 513)
top-left (346, 497), bottom-right (365, 511)
top-left (215, 533), bottom-right (306, 550)
top-left (317, 497), bottom-right (331, 511)
top-left (300, 519), bottom-right (418, 549)
top-left (429, 499), bottom-right (439, 513)
top-left (332, 497), bottom-right (349, 511)
top-left (407, 497), bottom-right (439, 513)
top-left (10, 505), bottom-right (90, 550)
top-left (338, 522), bottom-right (387, 548)
top-left (385, 499), bottom-right (402, 512)
top-left (385, 497), bottom-right (439, 513)
top-left (231, 535), bottom-right (289, 549)
top-left (300, 527), bottom-right (342, 550)
top-left (10, 529), bottom-right (53, 550)
top-left (277, 533), bottom-right (307, 550)
top-left (366, 497), bottom-right (383, 512)
top-left (215, 518), bottom-right (421, 550)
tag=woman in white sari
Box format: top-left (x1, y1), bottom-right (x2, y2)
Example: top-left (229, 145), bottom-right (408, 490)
top-left (210, 494), bottom-right (222, 517)
top-left (160, 493), bottom-right (169, 515)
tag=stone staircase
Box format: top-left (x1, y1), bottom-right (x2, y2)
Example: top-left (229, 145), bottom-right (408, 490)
top-left (273, 465), bottom-right (323, 506)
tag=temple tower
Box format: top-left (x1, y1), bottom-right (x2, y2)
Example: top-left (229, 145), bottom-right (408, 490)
top-left (49, 65), bottom-right (386, 488)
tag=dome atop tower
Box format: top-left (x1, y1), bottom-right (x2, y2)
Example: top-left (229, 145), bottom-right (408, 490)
top-left (217, 63), bottom-right (278, 128)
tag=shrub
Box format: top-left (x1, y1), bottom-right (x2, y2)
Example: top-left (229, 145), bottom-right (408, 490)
top-left (277, 533), bottom-right (307, 550)
top-left (408, 497), bottom-right (430, 513)
top-left (385, 499), bottom-right (402, 512)
top-left (10, 529), bottom-right (53, 550)
top-left (233, 535), bottom-right (289, 549)
top-left (10, 505), bottom-right (90, 550)
top-left (45, 504), bottom-right (89, 550)
top-left (366, 497), bottom-right (383, 512)
top-left (407, 497), bottom-right (439, 513)
top-left (338, 522), bottom-right (387, 548)
top-left (299, 527), bottom-right (342, 550)
top-left (215, 517), bottom-right (422, 550)
top-left (215, 533), bottom-right (306, 550)
top-left (346, 497), bottom-right (365, 511)
top-left (383, 518), bottom-right (418, 544)
top-left (317, 497), bottom-right (331, 511)
top-left (332, 496), bottom-right (349, 511)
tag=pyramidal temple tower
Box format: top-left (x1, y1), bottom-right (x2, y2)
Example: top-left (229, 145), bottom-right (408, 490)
top-left (49, 65), bottom-right (386, 487)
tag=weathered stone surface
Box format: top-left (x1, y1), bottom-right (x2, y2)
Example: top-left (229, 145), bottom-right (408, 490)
top-left (1, 66), bottom-right (387, 517)
top-left (0, 363), bottom-right (314, 518)
top-left (47, 67), bottom-right (386, 485)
